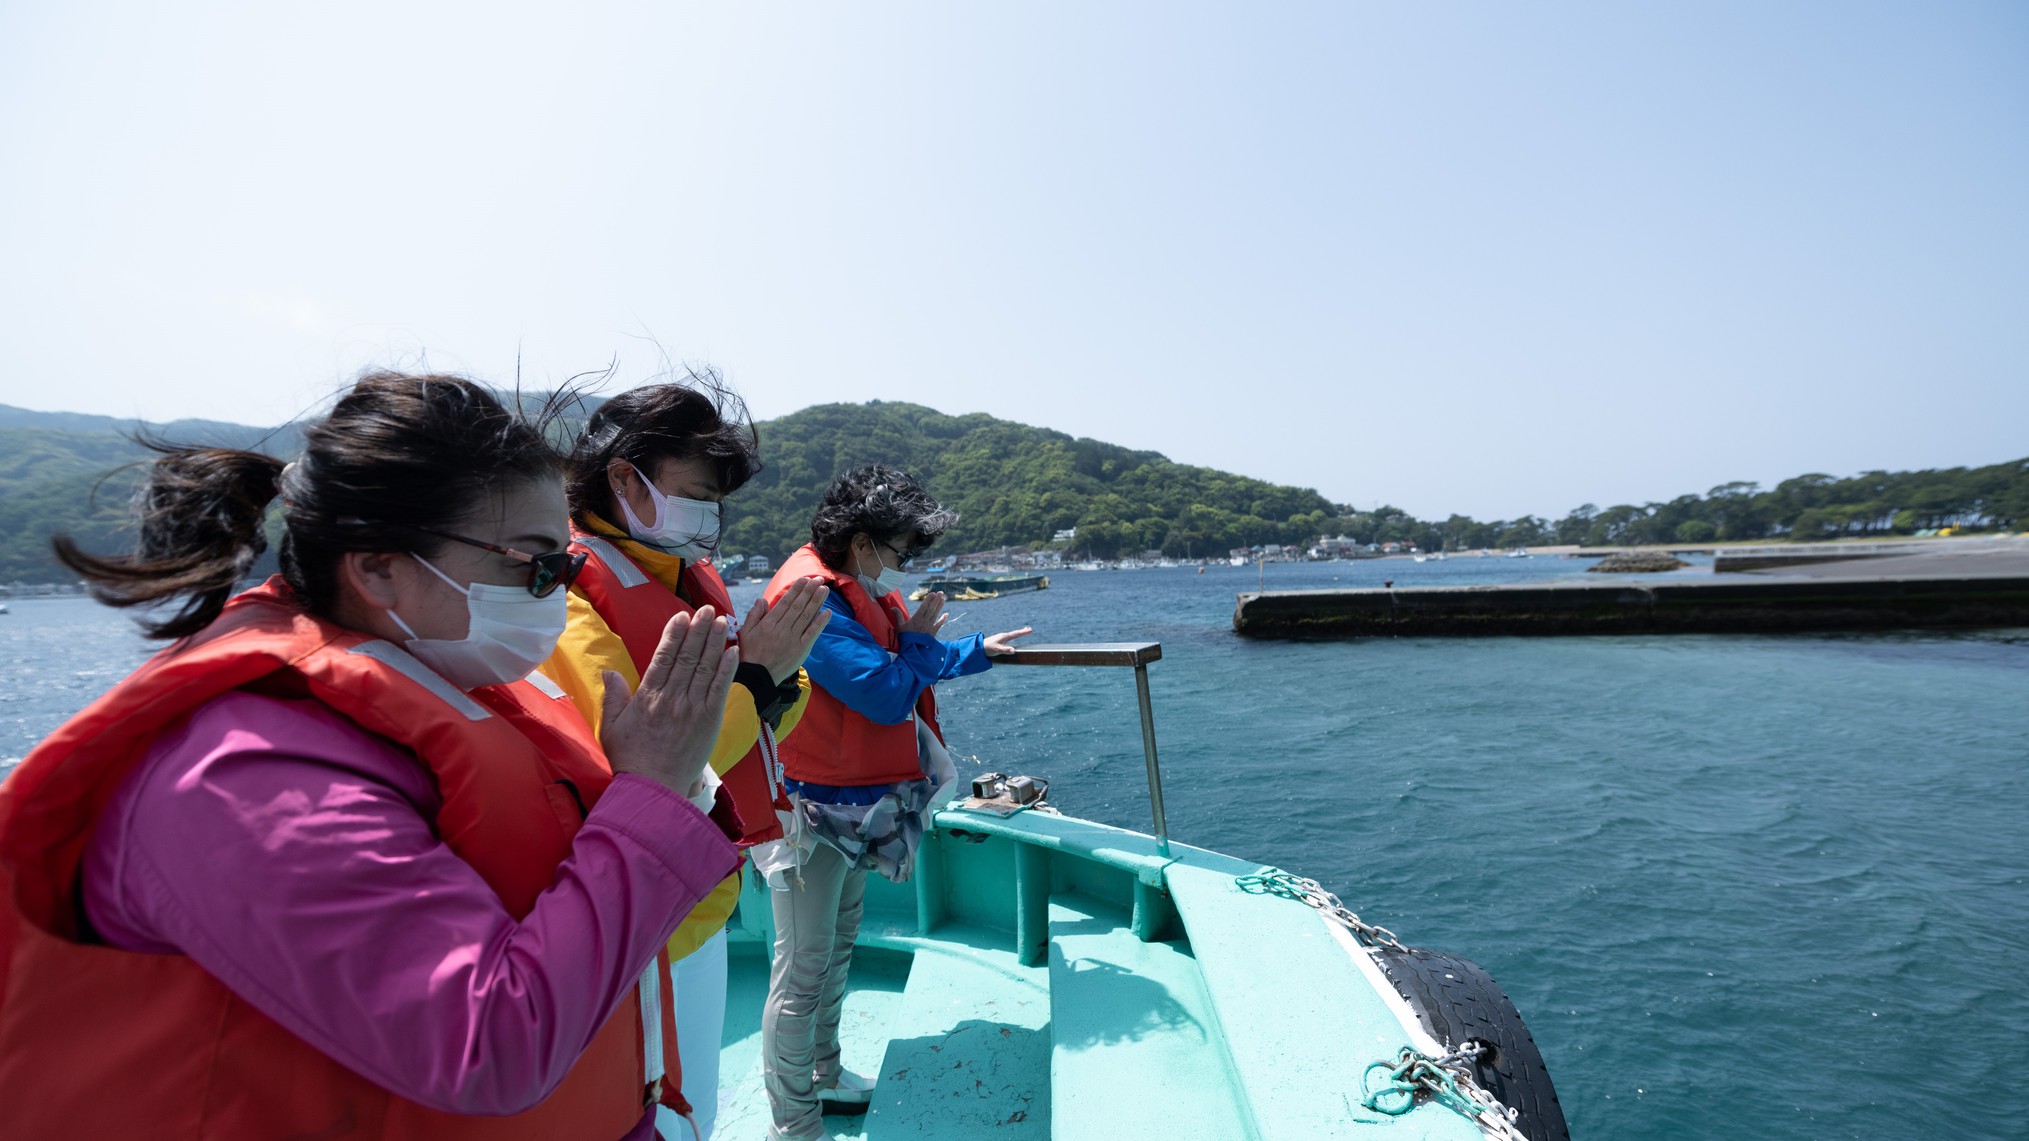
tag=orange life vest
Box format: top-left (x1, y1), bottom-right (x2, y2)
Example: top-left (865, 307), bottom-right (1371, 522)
top-left (567, 530), bottom-right (786, 847)
top-left (0, 578), bottom-right (686, 1140)
top-left (762, 545), bottom-right (941, 787)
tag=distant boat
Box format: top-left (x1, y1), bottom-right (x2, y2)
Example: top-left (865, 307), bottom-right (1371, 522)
top-left (911, 573), bottom-right (1050, 601)
top-left (1507, 547), bottom-right (1531, 559)
top-left (915, 585), bottom-right (1001, 602)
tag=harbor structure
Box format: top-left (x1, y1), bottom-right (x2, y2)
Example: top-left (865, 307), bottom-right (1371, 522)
top-left (1234, 546), bottom-right (2029, 639)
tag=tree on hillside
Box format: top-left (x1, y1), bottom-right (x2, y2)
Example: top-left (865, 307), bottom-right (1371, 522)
top-left (714, 402), bottom-right (1339, 564)
top-left (5, 399), bottom-right (2026, 585)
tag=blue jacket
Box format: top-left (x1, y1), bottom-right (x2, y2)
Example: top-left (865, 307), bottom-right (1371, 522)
top-left (788, 592), bottom-right (992, 804)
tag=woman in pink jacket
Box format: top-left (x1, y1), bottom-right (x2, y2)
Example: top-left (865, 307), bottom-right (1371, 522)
top-left (0, 372), bottom-right (739, 1140)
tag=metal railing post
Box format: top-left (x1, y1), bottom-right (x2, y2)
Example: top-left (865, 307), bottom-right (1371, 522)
top-left (1132, 662), bottom-right (1171, 857)
top-left (991, 642), bottom-right (1170, 857)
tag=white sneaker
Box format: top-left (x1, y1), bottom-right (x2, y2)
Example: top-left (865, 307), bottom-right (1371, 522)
top-left (816, 1067), bottom-right (877, 1107)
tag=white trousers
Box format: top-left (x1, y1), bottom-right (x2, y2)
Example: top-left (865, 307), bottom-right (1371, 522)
top-left (655, 928), bottom-right (729, 1141)
top-left (761, 843), bottom-right (867, 1139)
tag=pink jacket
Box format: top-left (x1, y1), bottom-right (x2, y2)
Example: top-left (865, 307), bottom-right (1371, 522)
top-left (81, 691), bottom-right (739, 1139)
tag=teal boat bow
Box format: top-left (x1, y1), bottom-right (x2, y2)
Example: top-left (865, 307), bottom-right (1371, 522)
top-left (715, 643), bottom-right (1564, 1140)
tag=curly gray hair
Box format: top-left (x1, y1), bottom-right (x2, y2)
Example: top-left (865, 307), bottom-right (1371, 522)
top-left (809, 463), bottom-right (958, 569)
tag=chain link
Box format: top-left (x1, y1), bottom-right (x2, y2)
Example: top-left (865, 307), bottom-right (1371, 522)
top-left (1232, 868), bottom-right (1410, 953)
top-left (1235, 868), bottom-right (1528, 1139)
top-left (1362, 1043), bottom-right (1532, 1141)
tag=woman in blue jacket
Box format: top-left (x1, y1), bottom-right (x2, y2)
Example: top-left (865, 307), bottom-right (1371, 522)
top-left (754, 464), bottom-right (1030, 1140)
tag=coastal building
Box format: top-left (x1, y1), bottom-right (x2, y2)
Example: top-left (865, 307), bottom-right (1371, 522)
top-left (954, 545), bottom-right (1032, 571)
top-left (1308, 535), bottom-right (1366, 560)
top-left (745, 555), bottom-right (771, 574)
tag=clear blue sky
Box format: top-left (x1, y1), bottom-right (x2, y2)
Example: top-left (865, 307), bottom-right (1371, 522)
top-left (2, 2), bottom-right (2023, 520)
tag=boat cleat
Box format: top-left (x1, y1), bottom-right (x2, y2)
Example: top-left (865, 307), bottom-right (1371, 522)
top-left (957, 772), bottom-right (1052, 817)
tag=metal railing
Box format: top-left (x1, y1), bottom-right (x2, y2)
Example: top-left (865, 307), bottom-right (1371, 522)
top-left (994, 642), bottom-right (1170, 856)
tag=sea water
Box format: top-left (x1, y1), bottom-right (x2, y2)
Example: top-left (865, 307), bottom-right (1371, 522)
top-left (4, 558), bottom-right (2026, 1140)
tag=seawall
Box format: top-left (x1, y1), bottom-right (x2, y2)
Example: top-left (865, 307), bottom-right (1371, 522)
top-left (1232, 573), bottom-right (2029, 639)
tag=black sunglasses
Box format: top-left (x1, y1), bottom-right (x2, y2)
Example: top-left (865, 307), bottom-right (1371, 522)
top-left (412, 527), bottom-right (587, 598)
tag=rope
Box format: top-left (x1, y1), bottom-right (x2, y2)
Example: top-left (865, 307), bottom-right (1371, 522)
top-left (1360, 1044), bottom-right (1532, 1141)
top-left (1236, 868), bottom-right (1530, 1140)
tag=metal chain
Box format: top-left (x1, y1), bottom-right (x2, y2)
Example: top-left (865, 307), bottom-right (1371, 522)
top-left (1236, 869), bottom-right (1528, 1139)
top-left (1362, 1043), bottom-right (1532, 1141)
top-left (1232, 868), bottom-right (1410, 953)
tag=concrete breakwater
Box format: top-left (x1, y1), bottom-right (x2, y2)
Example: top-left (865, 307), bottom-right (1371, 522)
top-left (1711, 543), bottom-right (1944, 573)
top-left (1233, 572), bottom-right (2029, 638)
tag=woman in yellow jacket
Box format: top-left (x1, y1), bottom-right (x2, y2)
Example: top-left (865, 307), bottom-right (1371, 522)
top-left (542, 376), bottom-right (830, 1141)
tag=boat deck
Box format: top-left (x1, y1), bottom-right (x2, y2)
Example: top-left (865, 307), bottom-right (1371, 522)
top-left (705, 805), bottom-right (1485, 1140)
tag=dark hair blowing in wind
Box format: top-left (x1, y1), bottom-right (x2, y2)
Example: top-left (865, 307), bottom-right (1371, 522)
top-left (563, 366), bottom-right (762, 530)
top-left (807, 464), bottom-right (959, 570)
top-left (53, 372), bottom-right (568, 640)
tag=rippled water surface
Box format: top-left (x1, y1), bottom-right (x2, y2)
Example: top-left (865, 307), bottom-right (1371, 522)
top-left (6, 557), bottom-right (2027, 1139)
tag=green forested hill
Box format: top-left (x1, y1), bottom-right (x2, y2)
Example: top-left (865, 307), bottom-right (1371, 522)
top-left (1363, 456), bottom-right (2029, 553)
top-left (0, 426), bottom-right (158, 584)
top-left (3, 397), bottom-right (2022, 585)
top-left (719, 402), bottom-right (1334, 562)
top-left (0, 410), bottom-right (301, 585)
top-left (0, 400), bottom-right (1335, 582)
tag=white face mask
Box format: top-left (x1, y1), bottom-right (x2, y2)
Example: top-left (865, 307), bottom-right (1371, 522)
top-left (388, 554), bottom-right (568, 691)
top-left (615, 464), bottom-right (721, 559)
top-left (856, 546), bottom-right (911, 598)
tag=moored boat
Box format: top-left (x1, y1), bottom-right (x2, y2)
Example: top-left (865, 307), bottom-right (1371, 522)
top-left (910, 573), bottom-right (1051, 601)
top-left (717, 643), bottom-right (1566, 1140)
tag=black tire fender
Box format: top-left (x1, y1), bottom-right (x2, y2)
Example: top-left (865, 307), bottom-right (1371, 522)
top-left (1371, 946), bottom-right (1570, 1141)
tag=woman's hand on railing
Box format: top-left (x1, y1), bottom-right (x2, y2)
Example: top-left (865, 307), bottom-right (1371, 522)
top-left (737, 577), bottom-right (831, 684)
top-left (982, 626), bottom-right (1034, 657)
top-left (599, 607), bottom-right (739, 798)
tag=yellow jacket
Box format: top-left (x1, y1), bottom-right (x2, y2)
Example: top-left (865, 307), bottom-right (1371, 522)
top-left (540, 518), bottom-right (810, 960)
